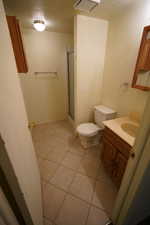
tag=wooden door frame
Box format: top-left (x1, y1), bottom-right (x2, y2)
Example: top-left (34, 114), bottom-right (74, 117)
top-left (0, 135), bottom-right (34, 225)
top-left (112, 94), bottom-right (150, 225)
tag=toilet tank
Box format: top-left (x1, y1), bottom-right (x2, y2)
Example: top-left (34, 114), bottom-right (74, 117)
top-left (94, 105), bottom-right (117, 128)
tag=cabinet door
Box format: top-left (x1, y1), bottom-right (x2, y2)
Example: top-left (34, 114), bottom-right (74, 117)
top-left (101, 138), bottom-right (117, 176)
top-left (6, 16), bottom-right (28, 73)
top-left (138, 39), bottom-right (150, 71)
top-left (113, 152), bottom-right (128, 187)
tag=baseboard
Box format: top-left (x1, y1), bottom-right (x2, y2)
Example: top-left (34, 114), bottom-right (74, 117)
top-left (29, 118), bottom-right (68, 127)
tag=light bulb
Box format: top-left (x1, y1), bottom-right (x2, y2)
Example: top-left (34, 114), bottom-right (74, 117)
top-left (33, 20), bottom-right (46, 32)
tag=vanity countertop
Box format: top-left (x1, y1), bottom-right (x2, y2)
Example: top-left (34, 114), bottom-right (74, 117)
top-left (103, 117), bottom-right (140, 147)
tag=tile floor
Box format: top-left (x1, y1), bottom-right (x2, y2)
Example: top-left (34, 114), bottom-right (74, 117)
top-left (32, 120), bottom-right (117, 225)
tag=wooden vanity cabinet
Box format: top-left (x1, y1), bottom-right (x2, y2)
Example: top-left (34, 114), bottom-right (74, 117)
top-left (6, 16), bottom-right (28, 73)
top-left (101, 127), bottom-right (131, 188)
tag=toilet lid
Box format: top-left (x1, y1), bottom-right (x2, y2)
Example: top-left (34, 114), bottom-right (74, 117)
top-left (77, 123), bottom-right (101, 137)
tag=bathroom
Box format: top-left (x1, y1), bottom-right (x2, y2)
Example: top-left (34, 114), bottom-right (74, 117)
top-left (1, 0), bottom-right (150, 225)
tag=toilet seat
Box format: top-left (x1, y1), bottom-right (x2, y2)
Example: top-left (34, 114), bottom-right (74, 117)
top-left (77, 123), bottom-right (102, 137)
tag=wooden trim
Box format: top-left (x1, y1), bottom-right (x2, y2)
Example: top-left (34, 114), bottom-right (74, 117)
top-left (132, 25), bottom-right (150, 91)
top-left (133, 85), bottom-right (150, 91)
top-left (16, 18), bottom-right (28, 72)
top-left (6, 16), bottom-right (28, 73)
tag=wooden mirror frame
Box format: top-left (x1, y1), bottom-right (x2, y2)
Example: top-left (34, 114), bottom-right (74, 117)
top-left (132, 25), bottom-right (150, 91)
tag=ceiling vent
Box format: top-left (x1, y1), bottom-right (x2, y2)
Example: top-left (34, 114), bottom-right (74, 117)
top-left (74, 0), bottom-right (101, 12)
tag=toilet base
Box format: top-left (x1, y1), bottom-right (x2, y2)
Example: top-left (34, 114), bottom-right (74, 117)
top-left (79, 133), bottom-right (101, 149)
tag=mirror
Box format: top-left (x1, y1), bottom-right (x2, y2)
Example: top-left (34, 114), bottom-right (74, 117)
top-left (132, 25), bottom-right (150, 91)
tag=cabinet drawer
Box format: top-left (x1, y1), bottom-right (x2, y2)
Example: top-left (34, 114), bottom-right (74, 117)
top-left (103, 127), bottom-right (131, 159)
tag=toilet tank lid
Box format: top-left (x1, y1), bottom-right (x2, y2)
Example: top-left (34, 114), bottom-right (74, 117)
top-left (94, 105), bottom-right (116, 114)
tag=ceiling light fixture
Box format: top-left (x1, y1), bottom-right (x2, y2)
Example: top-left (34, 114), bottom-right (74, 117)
top-left (33, 20), bottom-right (46, 32)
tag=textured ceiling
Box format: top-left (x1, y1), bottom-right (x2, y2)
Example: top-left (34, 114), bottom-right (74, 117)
top-left (3, 0), bottom-right (135, 33)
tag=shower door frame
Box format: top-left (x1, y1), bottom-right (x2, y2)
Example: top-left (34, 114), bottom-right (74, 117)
top-left (67, 50), bottom-right (75, 120)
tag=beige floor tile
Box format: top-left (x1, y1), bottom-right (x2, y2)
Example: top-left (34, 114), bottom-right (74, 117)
top-left (49, 120), bottom-right (72, 132)
top-left (43, 183), bottom-right (66, 221)
top-left (41, 181), bottom-right (47, 193)
top-left (32, 125), bottom-right (48, 142)
top-left (40, 160), bottom-right (59, 182)
top-left (36, 147), bottom-right (50, 159)
top-left (62, 152), bottom-right (82, 171)
top-left (44, 218), bottom-right (53, 225)
top-left (34, 140), bottom-right (51, 159)
top-left (46, 148), bottom-right (68, 164)
top-left (69, 174), bottom-right (95, 203)
top-left (70, 148), bottom-right (85, 157)
top-left (51, 129), bottom-right (72, 140)
top-left (87, 206), bottom-right (110, 225)
top-left (92, 180), bottom-right (117, 214)
top-left (68, 138), bottom-right (86, 156)
top-left (85, 147), bottom-right (101, 164)
top-left (47, 136), bottom-right (69, 151)
top-left (50, 166), bottom-right (76, 191)
top-left (78, 158), bottom-right (100, 179)
top-left (55, 194), bottom-right (90, 225)
top-left (37, 157), bottom-right (44, 167)
top-left (69, 147), bottom-right (86, 156)
top-left (33, 121), bottom-right (115, 224)
top-left (84, 156), bottom-right (101, 168)
top-left (97, 163), bottom-right (111, 182)
top-left (86, 146), bottom-right (101, 157)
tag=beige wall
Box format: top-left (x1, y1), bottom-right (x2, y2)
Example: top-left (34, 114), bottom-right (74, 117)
top-left (0, 1), bottom-right (43, 225)
top-left (101, 0), bottom-right (150, 117)
top-left (74, 15), bottom-right (108, 125)
top-left (20, 29), bottom-right (73, 124)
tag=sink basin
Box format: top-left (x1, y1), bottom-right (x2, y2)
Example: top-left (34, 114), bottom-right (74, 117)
top-left (121, 123), bottom-right (139, 137)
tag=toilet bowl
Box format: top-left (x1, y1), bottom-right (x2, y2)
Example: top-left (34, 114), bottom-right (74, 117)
top-left (77, 105), bottom-right (117, 148)
top-left (77, 123), bottom-right (103, 148)
top-left (77, 123), bottom-right (101, 137)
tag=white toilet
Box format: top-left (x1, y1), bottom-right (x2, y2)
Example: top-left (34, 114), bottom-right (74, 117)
top-left (77, 105), bottom-right (117, 148)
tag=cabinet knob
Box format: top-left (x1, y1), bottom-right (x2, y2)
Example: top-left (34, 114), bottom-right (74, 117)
top-left (130, 150), bottom-right (135, 159)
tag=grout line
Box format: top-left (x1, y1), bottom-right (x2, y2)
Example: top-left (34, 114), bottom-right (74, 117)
top-left (40, 156), bottom-right (113, 192)
top-left (43, 180), bottom-right (107, 214)
top-left (43, 171), bottom-right (114, 216)
top-left (53, 187), bottom-right (68, 224)
top-left (44, 216), bottom-right (56, 225)
top-left (43, 217), bottom-right (54, 225)
top-left (66, 169), bottom-right (78, 191)
top-left (49, 170), bottom-right (76, 193)
top-left (39, 155), bottom-right (103, 183)
top-left (85, 204), bottom-right (91, 225)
